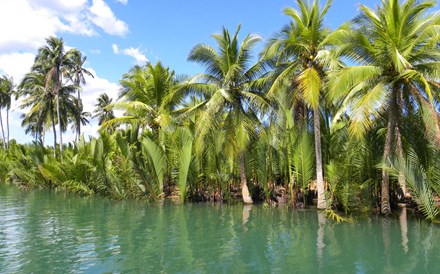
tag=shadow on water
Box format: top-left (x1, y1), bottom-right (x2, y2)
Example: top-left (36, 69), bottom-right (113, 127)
top-left (1, 184), bottom-right (440, 273)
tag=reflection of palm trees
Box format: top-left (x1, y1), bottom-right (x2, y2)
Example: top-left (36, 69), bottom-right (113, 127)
top-left (242, 204), bottom-right (252, 232)
top-left (382, 217), bottom-right (392, 272)
top-left (316, 211), bottom-right (326, 271)
top-left (400, 207), bottom-right (409, 253)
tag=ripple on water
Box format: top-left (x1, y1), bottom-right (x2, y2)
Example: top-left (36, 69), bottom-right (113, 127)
top-left (1, 185), bottom-right (440, 273)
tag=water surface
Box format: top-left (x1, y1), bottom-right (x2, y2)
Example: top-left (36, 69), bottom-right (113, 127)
top-left (1, 184), bottom-right (439, 273)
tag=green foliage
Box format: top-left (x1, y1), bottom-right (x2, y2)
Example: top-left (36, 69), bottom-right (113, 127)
top-left (387, 150), bottom-right (439, 222)
top-left (293, 132), bottom-right (314, 190)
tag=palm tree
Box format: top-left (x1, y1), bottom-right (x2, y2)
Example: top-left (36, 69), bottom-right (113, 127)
top-left (93, 93), bottom-right (115, 131)
top-left (329, 0), bottom-right (440, 214)
top-left (19, 70), bottom-right (77, 151)
top-left (187, 25), bottom-right (269, 204)
top-left (18, 71), bottom-right (50, 145)
top-left (33, 36), bottom-right (76, 154)
top-left (109, 61), bottom-right (183, 134)
top-left (0, 75), bottom-right (14, 149)
top-left (69, 49), bottom-right (94, 141)
top-left (262, 0), bottom-right (338, 209)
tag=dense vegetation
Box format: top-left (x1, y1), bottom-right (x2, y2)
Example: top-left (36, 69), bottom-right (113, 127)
top-left (1, 0), bottom-right (439, 222)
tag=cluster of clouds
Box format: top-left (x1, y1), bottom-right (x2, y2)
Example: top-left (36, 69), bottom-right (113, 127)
top-left (112, 44), bottom-right (148, 65)
top-left (0, 0), bottom-right (146, 144)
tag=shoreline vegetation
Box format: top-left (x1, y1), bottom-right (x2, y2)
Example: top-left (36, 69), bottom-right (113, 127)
top-left (1, 0), bottom-right (440, 223)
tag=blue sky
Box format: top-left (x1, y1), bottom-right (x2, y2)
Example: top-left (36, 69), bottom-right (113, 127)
top-left (0, 0), bottom-right (393, 144)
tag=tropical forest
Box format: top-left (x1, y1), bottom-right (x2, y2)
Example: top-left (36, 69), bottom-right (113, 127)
top-left (1, 0), bottom-right (440, 225)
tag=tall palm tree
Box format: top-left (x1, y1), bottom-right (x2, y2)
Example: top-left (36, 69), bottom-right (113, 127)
top-left (19, 70), bottom-right (77, 151)
top-left (33, 36), bottom-right (76, 154)
top-left (18, 71), bottom-right (51, 145)
top-left (329, 0), bottom-right (440, 214)
top-left (69, 49), bottom-right (94, 141)
top-left (0, 75), bottom-right (14, 149)
top-left (262, 0), bottom-right (338, 209)
top-left (187, 25), bottom-right (269, 204)
top-left (93, 93), bottom-right (115, 132)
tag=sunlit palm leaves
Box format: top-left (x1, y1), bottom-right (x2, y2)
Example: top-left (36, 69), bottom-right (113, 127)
top-left (187, 25), bottom-right (269, 203)
top-left (329, 0), bottom-right (440, 214)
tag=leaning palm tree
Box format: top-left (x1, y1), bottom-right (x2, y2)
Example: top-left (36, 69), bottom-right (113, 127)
top-left (69, 49), bottom-right (94, 141)
top-left (187, 25), bottom-right (269, 204)
top-left (329, 0), bottom-right (440, 214)
top-left (33, 36), bottom-right (76, 154)
top-left (262, 0), bottom-right (338, 209)
top-left (0, 75), bottom-right (14, 149)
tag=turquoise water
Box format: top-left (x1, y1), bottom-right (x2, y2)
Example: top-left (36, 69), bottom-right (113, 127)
top-left (0, 184), bottom-right (439, 273)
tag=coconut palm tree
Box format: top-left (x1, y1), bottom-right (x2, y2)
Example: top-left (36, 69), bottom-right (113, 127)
top-left (69, 49), bottom-right (94, 141)
top-left (19, 70), bottom-right (77, 151)
top-left (329, 0), bottom-right (440, 214)
top-left (33, 36), bottom-right (76, 154)
top-left (18, 72), bottom-right (49, 144)
top-left (107, 61), bottom-right (184, 135)
top-left (262, 0), bottom-right (338, 209)
top-left (187, 25), bottom-right (269, 204)
top-left (93, 93), bottom-right (115, 130)
top-left (0, 75), bottom-right (14, 149)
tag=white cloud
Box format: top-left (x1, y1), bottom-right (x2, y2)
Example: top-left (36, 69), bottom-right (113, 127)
top-left (0, 52), bottom-right (35, 84)
top-left (89, 0), bottom-right (129, 36)
top-left (0, 0), bottom-right (67, 52)
top-left (0, 0), bottom-right (128, 53)
top-left (112, 44), bottom-right (120, 54)
top-left (81, 68), bottom-right (120, 115)
top-left (116, 0), bottom-right (128, 5)
top-left (112, 44), bottom-right (148, 65)
top-left (122, 47), bottom-right (148, 65)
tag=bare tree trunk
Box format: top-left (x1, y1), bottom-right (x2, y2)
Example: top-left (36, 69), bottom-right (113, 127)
top-left (56, 94), bottom-right (63, 154)
top-left (239, 151), bottom-right (253, 204)
top-left (0, 110), bottom-right (6, 149)
top-left (314, 107), bottom-right (326, 209)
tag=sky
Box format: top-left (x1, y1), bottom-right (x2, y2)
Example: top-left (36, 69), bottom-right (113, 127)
top-left (0, 0), bottom-right (396, 144)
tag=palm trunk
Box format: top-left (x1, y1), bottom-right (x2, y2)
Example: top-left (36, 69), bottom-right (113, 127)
top-left (51, 107), bottom-right (57, 157)
top-left (314, 107), bottom-right (326, 209)
top-left (395, 93), bottom-right (406, 196)
top-left (76, 78), bottom-right (81, 141)
top-left (0, 110), bottom-right (6, 149)
top-left (56, 93), bottom-right (63, 154)
top-left (6, 108), bottom-right (9, 149)
top-left (395, 126), bottom-right (406, 195)
top-left (239, 151), bottom-right (253, 204)
top-left (381, 97), bottom-right (396, 215)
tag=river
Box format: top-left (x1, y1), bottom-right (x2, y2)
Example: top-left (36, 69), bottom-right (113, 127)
top-left (0, 184), bottom-right (439, 273)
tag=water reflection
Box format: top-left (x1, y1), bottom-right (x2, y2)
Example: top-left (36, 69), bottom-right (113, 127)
top-left (1, 184), bottom-right (440, 273)
top-left (400, 207), bottom-right (409, 253)
top-left (242, 204), bottom-right (252, 232)
top-left (316, 210), bottom-right (326, 272)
